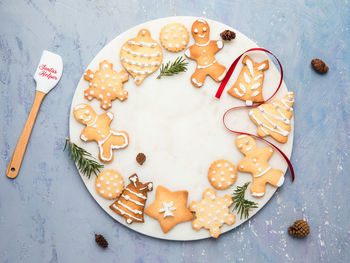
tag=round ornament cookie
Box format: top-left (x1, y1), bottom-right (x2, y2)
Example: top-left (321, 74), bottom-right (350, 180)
top-left (95, 169), bottom-right (125, 200)
top-left (120, 29), bottom-right (163, 86)
top-left (159, 23), bottom-right (189, 52)
top-left (208, 160), bottom-right (237, 190)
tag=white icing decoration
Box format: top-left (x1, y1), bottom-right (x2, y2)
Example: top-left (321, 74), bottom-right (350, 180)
top-left (251, 83), bottom-right (261, 90)
top-left (246, 59), bottom-right (254, 76)
top-left (125, 188), bottom-right (146, 200)
top-left (97, 131), bottom-right (128, 162)
top-left (122, 195), bottom-right (145, 206)
top-left (81, 134), bottom-right (88, 141)
top-left (254, 74), bottom-right (263, 80)
top-left (158, 201), bottom-right (176, 218)
top-left (127, 68), bottom-right (152, 75)
top-left (121, 57), bottom-right (160, 67)
top-left (112, 204), bottom-right (142, 222)
top-left (258, 63), bottom-right (266, 70)
top-left (239, 83), bottom-right (246, 93)
top-left (128, 41), bottom-right (157, 48)
top-left (217, 40), bottom-right (223, 49)
top-left (192, 78), bottom-right (203, 87)
top-left (234, 88), bottom-right (244, 97)
top-left (197, 60), bottom-right (217, 69)
top-left (253, 166), bottom-right (271, 178)
top-left (243, 72), bottom-right (250, 83)
top-left (195, 40), bottom-right (210, 47)
top-left (117, 200), bottom-right (142, 214)
top-left (184, 49), bottom-right (191, 58)
top-left (251, 91), bottom-right (260, 97)
top-left (245, 146), bottom-right (253, 151)
top-left (74, 104), bottom-right (86, 111)
top-left (122, 47), bottom-right (161, 57)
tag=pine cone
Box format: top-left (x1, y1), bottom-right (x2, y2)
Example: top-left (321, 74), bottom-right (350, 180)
top-left (136, 153), bottom-right (146, 165)
top-left (311, 59), bottom-right (328, 74)
top-left (220, 30), bottom-right (236, 41)
top-left (95, 234), bottom-right (108, 248)
top-left (288, 220), bottom-right (310, 238)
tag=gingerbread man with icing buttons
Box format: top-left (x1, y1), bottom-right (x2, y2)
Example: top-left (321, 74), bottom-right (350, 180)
top-left (184, 18), bottom-right (226, 88)
top-left (235, 135), bottom-right (284, 197)
top-left (73, 103), bottom-right (129, 163)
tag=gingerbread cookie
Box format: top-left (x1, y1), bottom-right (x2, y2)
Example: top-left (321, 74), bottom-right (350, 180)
top-left (84, 60), bottom-right (129, 110)
top-left (145, 185), bottom-right (193, 233)
top-left (235, 135), bottom-right (284, 197)
top-left (95, 169), bottom-right (124, 200)
top-left (228, 55), bottom-right (269, 105)
top-left (208, 160), bottom-right (237, 190)
top-left (249, 92), bottom-right (294, 144)
top-left (159, 23), bottom-right (189, 52)
top-left (110, 174), bottom-right (153, 224)
top-left (73, 103), bottom-right (129, 163)
top-left (189, 188), bottom-right (235, 238)
top-left (184, 18), bottom-right (226, 88)
top-left (120, 29), bottom-right (163, 85)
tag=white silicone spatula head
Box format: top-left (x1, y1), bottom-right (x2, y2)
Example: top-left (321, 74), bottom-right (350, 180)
top-left (34, 50), bottom-right (63, 93)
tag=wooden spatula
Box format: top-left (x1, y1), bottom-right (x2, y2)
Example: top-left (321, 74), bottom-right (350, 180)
top-left (6, 50), bottom-right (63, 179)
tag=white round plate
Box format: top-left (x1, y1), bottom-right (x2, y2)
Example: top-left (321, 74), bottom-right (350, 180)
top-left (69, 16), bottom-right (293, 241)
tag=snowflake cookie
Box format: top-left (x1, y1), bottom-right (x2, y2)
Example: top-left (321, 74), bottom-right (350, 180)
top-left (84, 60), bottom-right (129, 110)
top-left (145, 185), bottom-right (193, 233)
top-left (189, 188), bottom-right (235, 238)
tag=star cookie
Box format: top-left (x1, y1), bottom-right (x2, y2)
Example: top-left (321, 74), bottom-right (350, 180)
top-left (208, 160), bottom-right (237, 190)
top-left (159, 23), bottom-right (189, 52)
top-left (189, 188), bottom-right (235, 238)
top-left (95, 169), bottom-right (124, 200)
top-left (145, 185), bottom-right (194, 233)
top-left (84, 60), bottom-right (129, 110)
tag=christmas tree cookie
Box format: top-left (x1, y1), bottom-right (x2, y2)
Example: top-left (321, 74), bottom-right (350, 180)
top-left (249, 92), bottom-right (294, 143)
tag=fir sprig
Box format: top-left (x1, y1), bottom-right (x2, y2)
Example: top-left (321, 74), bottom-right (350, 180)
top-left (157, 56), bottom-right (188, 79)
top-left (64, 138), bottom-right (104, 178)
top-left (231, 182), bottom-right (259, 219)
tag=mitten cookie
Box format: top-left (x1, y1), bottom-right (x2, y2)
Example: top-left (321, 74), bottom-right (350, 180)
top-left (145, 185), bottom-right (193, 233)
top-left (159, 23), bottom-right (189, 52)
top-left (184, 18), bottom-right (226, 88)
top-left (73, 103), bottom-right (129, 163)
top-left (95, 169), bottom-right (124, 200)
top-left (208, 160), bottom-right (237, 190)
top-left (228, 55), bottom-right (269, 105)
top-left (249, 92), bottom-right (294, 143)
top-left (110, 174), bottom-right (153, 224)
top-left (120, 29), bottom-right (163, 85)
top-left (235, 135), bottom-right (284, 197)
top-left (189, 188), bottom-right (235, 238)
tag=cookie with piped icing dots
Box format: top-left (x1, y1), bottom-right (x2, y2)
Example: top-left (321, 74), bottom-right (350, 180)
top-left (159, 23), bottom-right (189, 52)
top-left (120, 29), bottom-right (163, 86)
top-left (84, 60), bottom-right (129, 110)
top-left (95, 169), bottom-right (124, 200)
top-left (189, 188), bottom-right (235, 238)
top-left (208, 160), bottom-right (237, 190)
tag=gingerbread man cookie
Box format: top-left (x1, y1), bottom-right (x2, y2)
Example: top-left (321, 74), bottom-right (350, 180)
top-left (189, 188), bottom-right (235, 238)
top-left (159, 23), bottom-right (189, 52)
top-left (84, 60), bottom-right (129, 110)
top-left (235, 135), bottom-right (284, 197)
top-left (145, 185), bottom-right (193, 233)
top-left (249, 92), bottom-right (294, 144)
top-left (110, 174), bottom-right (153, 224)
top-left (184, 18), bottom-right (226, 88)
top-left (73, 103), bottom-right (129, 163)
top-left (120, 29), bottom-right (163, 85)
top-left (208, 160), bottom-right (237, 190)
top-left (95, 169), bottom-right (124, 200)
top-left (228, 55), bottom-right (269, 105)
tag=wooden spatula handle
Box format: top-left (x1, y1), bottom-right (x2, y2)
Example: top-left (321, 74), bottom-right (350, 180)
top-left (6, 91), bottom-right (46, 178)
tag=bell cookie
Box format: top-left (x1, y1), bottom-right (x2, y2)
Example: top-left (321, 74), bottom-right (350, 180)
top-left (84, 60), bottom-right (129, 110)
top-left (145, 185), bottom-right (193, 233)
top-left (73, 103), bottom-right (129, 163)
top-left (249, 92), bottom-right (294, 144)
top-left (95, 169), bottom-right (124, 200)
top-left (208, 160), bottom-right (237, 190)
top-left (159, 23), bottom-right (189, 52)
top-left (227, 55), bottom-right (269, 106)
top-left (189, 188), bottom-right (235, 238)
top-left (184, 18), bottom-right (226, 88)
top-left (120, 29), bottom-right (163, 86)
top-left (235, 135), bottom-right (284, 198)
top-left (110, 174), bottom-right (153, 224)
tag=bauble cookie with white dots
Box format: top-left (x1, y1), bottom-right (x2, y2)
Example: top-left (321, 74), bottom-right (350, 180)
top-left (95, 169), bottom-right (124, 200)
top-left (159, 23), bottom-right (189, 52)
top-left (208, 160), bottom-right (237, 190)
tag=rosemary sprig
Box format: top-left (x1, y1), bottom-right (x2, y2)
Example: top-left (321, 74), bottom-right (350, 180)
top-left (231, 182), bottom-right (259, 219)
top-left (157, 56), bottom-right (188, 79)
top-left (64, 138), bottom-right (104, 178)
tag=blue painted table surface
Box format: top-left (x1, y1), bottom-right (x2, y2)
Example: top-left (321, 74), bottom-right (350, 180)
top-left (1, 0), bottom-right (349, 262)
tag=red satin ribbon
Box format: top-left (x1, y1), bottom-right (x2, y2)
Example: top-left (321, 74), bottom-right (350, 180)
top-left (216, 48), bottom-right (294, 182)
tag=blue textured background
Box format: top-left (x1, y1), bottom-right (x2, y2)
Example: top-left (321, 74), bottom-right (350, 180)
top-left (1, 0), bottom-right (349, 262)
